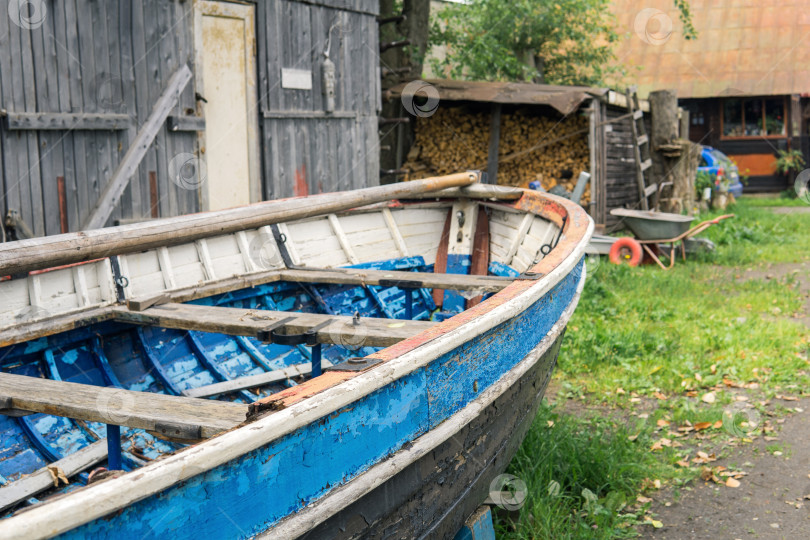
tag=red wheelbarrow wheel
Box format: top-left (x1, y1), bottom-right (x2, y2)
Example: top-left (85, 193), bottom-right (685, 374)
top-left (609, 237), bottom-right (643, 266)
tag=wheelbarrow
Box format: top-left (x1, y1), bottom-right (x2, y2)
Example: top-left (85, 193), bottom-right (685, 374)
top-left (608, 208), bottom-right (734, 269)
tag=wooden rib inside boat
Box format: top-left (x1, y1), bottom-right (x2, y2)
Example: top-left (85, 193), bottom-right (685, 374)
top-left (0, 172), bottom-right (593, 539)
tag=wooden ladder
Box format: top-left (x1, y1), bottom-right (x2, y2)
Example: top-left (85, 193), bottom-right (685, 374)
top-left (625, 87), bottom-right (655, 210)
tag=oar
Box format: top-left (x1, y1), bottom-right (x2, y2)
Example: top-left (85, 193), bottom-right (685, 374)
top-left (0, 172), bottom-right (479, 276)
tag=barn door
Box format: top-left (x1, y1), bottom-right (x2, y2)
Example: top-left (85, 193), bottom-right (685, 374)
top-left (194, 1), bottom-right (261, 210)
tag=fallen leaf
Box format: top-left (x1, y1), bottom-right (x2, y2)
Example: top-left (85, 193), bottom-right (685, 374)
top-left (657, 419), bottom-right (670, 427)
top-left (644, 518), bottom-right (663, 528)
top-left (547, 421), bottom-right (555, 428)
top-left (676, 460), bottom-right (690, 467)
top-left (726, 477), bottom-right (741, 488)
top-left (694, 422), bottom-right (712, 431)
top-left (713, 420), bottom-right (723, 429)
top-left (700, 467), bottom-right (713, 481)
top-left (628, 434), bottom-right (639, 441)
top-left (653, 391), bottom-right (667, 400)
top-left (637, 495), bottom-right (653, 504)
top-left (702, 392), bottom-right (716, 404)
top-left (777, 395), bottom-right (799, 401)
top-left (616, 387), bottom-right (625, 395)
top-left (695, 373), bottom-right (703, 382)
top-left (710, 364), bottom-right (717, 374)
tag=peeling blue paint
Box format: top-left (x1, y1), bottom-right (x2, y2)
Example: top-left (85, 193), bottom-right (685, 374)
top-left (0, 254), bottom-right (583, 532)
top-left (54, 259), bottom-right (584, 539)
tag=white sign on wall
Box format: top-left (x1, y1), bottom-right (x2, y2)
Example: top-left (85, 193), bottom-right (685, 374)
top-left (281, 68), bottom-right (313, 90)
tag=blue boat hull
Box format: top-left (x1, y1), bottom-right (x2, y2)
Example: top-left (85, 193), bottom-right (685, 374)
top-left (301, 330), bottom-right (563, 539)
top-left (52, 261), bottom-right (583, 540)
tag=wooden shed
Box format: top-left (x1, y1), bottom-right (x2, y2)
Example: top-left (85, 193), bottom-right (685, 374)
top-left (0, 0), bottom-right (380, 238)
top-left (384, 79), bottom-right (652, 229)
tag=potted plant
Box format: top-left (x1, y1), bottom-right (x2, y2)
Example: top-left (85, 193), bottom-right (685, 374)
top-left (775, 149), bottom-right (806, 187)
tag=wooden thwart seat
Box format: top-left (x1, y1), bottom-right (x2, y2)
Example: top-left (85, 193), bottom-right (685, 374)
top-left (0, 373), bottom-right (248, 440)
top-left (182, 360), bottom-right (334, 399)
top-left (278, 268), bottom-right (512, 293)
top-left (0, 439), bottom-right (107, 513)
top-left (112, 303), bottom-right (436, 348)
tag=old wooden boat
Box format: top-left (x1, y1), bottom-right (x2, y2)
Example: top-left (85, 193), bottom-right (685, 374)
top-left (0, 172), bottom-right (592, 539)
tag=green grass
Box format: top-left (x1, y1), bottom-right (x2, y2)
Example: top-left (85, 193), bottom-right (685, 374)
top-left (501, 199), bottom-right (810, 538)
top-left (559, 199), bottom-right (810, 400)
top-left (737, 194), bottom-right (807, 207)
top-left (496, 404), bottom-right (688, 539)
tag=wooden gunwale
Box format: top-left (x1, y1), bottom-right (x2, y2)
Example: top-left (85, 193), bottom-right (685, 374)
top-left (0, 189), bottom-right (592, 539)
top-left (0, 172), bottom-right (478, 277)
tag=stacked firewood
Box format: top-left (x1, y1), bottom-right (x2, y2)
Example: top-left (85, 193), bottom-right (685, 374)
top-left (403, 107), bottom-right (590, 205)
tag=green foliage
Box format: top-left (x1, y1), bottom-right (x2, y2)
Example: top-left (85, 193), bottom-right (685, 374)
top-left (429, 0), bottom-right (698, 86)
top-left (672, 0), bottom-right (697, 40)
top-left (429, 0), bottom-right (623, 85)
top-left (694, 169), bottom-right (714, 196)
top-left (775, 149), bottom-right (806, 174)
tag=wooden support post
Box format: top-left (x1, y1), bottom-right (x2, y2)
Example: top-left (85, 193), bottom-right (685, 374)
top-left (57, 176), bottom-right (69, 233)
top-left (82, 64), bottom-right (193, 230)
top-left (486, 103), bottom-right (502, 184)
top-left (149, 171), bottom-right (159, 218)
top-left (106, 424), bottom-right (122, 470)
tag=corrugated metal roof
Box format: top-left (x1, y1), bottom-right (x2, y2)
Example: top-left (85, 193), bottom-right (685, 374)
top-left (612, 0), bottom-right (810, 98)
top-left (385, 79), bottom-right (607, 115)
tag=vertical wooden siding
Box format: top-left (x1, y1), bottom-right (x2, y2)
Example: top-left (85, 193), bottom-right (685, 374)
top-left (257, 0), bottom-right (380, 199)
top-left (0, 0), bottom-right (198, 235)
top-left (603, 104), bottom-right (649, 227)
top-left (0, 0), bottom-right (380, 236)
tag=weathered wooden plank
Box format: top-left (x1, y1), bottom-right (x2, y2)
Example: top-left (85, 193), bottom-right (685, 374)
top-left (3, 112), bottom-right (133, 131)
top-left (0, 173), bottom-right (476, 276)
top-left (82, 64), bottom-right (192, 230)
top-left (64, 0), bottom-right (90, 232)
top-left (5, 7), bottom-right (37, 235)
top-left (183, 360), bottom-right (334, 399)
top-left (0, 9), bottom-right (21, 221)
top-left (262, 111), bottom-right (357, 119)
top-left (0, 439), bottom-right (107, 513)
top-left (166, 115), bottom-right (205, 132)
top-left (278, 268), bottom-right (512, 293)
top-left (0, 372), bottom-right (247, 440)
top-left (130, 0), bottom-right (152, 222)
top-left (111, 303), bottom-right (436, 348)
top-left (30, 12), bottom-right (61, 236)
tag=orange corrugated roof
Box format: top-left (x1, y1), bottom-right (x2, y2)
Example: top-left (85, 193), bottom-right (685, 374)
top-left (611, 0), bottom-right (810, 98)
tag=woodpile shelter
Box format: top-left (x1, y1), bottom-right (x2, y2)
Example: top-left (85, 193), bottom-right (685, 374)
top-left (385, 79), bottom-right (656, 228)
top-left (0, 0), bottom-right (380, 238)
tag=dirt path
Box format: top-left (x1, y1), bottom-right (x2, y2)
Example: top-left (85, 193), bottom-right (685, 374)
top-left (644, 260), bottom-right (810, 539)
top-left (642, 399), bottom-right (810, 539)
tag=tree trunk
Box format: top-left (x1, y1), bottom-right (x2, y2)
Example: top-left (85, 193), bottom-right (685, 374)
top-left (650, 90), bottom-right (696, 214)
top-left (379, 0), bottom-right (431, 181)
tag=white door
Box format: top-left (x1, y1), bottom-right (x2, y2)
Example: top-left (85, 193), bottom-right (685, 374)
top-left (194, 1), bottom-right (260, 210)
